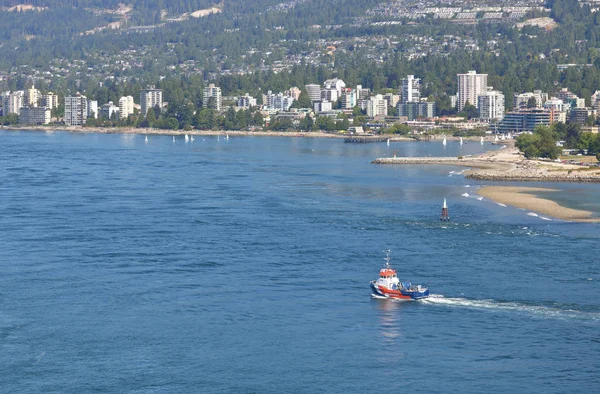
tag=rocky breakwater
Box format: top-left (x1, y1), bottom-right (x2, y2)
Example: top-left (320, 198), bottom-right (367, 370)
top-left (372, 157), bottom-right (468, 165)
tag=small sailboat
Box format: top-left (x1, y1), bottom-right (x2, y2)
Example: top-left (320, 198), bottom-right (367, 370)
top-left (173, 136), bottom-right (175, 143)
top-left (218, 134), bottom-right (220, 141)
top-left (145, 135), bottom-right (148, 143)
top-left (185, 134), bottom-right (189, 142)
top-left (191, 135), bottom-right (195, 142)
top-left (387, 138), bottom-right (390, 146)
top-left (459, 137), bottom-right (463, 146)
top-left (442, 135), bottom-right (447, 146)
top-left (226, 134), bottom-right (230, 140)
top-left (494, 135), bottom-right (499, 142)
top-left (480, 136), bottom-right (484, 145)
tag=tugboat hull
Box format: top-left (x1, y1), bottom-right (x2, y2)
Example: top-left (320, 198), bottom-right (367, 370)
top-left (370, 281), bottom-right (429, 300)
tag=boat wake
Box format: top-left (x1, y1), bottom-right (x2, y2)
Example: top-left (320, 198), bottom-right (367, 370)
top-left (421, 294), bottom-right (600, 321)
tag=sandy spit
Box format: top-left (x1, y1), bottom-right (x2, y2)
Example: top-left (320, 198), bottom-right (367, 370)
top-left (477, 186), bottom-right (600, 223)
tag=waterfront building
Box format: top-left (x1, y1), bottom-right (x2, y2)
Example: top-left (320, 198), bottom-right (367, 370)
top-left (118, 96), bottom-right (134, 119)
top-left (321, 88), bottom-right (338, 103)
top-left (263, 91), bottom-right (294, 112)
top-left (25, 85), bottom-right (40, 107)
top-left (203, 84), bottom-right (222, 111)
top-left (356, 85), bottom-right (371, 100)
top-left (397, 101), bottom-right (436, 120)
top-left (100, 101), bottom-right (120, 119)
top-left (237, 93), bottom-right (257, 109)
top-left (367, 94), bottom-right (388, 117)
top-left (41, 92), bottom-right (59, 110)
top-left (19, 106), bottom-right (51, 125)
top-left (313, 100), bottom-right (332, 113)
top-left (140, 86), bottom-right (163, 117)
top-left (496, 109), bottom-right (551, 133)
top-left (383, 93), bottom-right (400, 108)
top-left (88, 100), bottom-right (98, 119)
top-left (1, 91), bottom-right (24, 115)
top-left (478, 88), bottom-right (505, 121)
top-left (340, 89), bottom-right (357, 110)
top-left (401, 75), bottom-right (420, 103)
top-left (65, 95), bottom-right (89, 126)
top-left (457, 70), bottom-right (488, 111)
top-left (514, 91), bottom-right (548, 109)
top-left (305, 84), bottom-right (322, 103)
top-left (569, 107), bottom-right (593, 125)
top-left (323, 78), bottom-right (346, 97)
top-left (544, 97), bottom-right (565, 113)
top-left (286, 87), bottom-right (301, 100)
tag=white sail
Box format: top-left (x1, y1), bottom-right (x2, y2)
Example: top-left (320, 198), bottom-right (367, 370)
top-left (145, 136), bottom-right (148, 143)
top-left (387, 138), bottom-right (390, 146)
top-left (480, 136), bottom-right (484, 144)
top-left (173, 136), bottom-right (175, 143)
top-left (442, 136), bottom-right (447, 146)
top-left (459, 137), bottom-right (463, 145)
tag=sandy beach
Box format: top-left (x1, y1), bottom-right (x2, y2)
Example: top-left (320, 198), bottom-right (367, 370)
top-left (477, 186), bottom-right (600, 222)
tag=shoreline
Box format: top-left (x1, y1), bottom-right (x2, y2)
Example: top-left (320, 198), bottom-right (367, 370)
top-left (372, 143), bottom-right (600, 183)
top-left (0, 125), bottom-right (489, 142)
top-left (477, 186), bottom-right (600, 223)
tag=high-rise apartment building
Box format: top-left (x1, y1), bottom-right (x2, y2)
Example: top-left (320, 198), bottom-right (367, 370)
top-left (64, 95), bottom-right (89, 126)
top-left (140, 86), bottom-right (163, 117)
top-left (42, 92), bottom-right (59, 109)
top-left (203, 84), bottom-right (222, 111)
top-left (367, 94), bottom-right (388, 117)
top-left (305, 84), bottom-right (322, 103)
top-left (1, 91), bottom-right (24, 115)
top-left (457, 70), bottom-right (488, 111)
top-left (25, 85), bottom-right (40, 107)
top-left (478, 88), bottom-right (505, 120)
top-left (118, 96), bottom-right (134, 119)
top-left (401, 75), bottom-right (420, 103)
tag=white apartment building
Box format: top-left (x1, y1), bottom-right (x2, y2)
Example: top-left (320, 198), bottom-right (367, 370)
top-left (367, 94), bottom-right (388, 117)
top-left (140, 86), bottom-right (163, 116)
top-left (20, 106), bottom-right (51, 125)
top-left (203, 84), bottom-right (222, 111)
top-left (100, 101), bottom-right (120, 119)
top-left (544, 97), bottom-right (565, 113)
top-left (264, 91), bottom-right (294, 112)
top-left (514, 91), bottom-right (548, 109)
top-left (1, 91), bottom-right (24, 115)
top-left (323, 78), bottom-right (346, 97)
top-left (237, 94), bottom-right (257, 109)
top-left (321, 88), bottom-right (338, 103)
top-left (118, 96), bottom-right (134, 119)
top-left (478, 88), bottom-right (505, 120)
top-left (42, 93), bottom-right (59, 110)
top-left (65, 96), bottom-right (89, 126)
top-left (401, 75), bottom-right (421, 103)
top-left (88, 100), bottom-right (98, 119)
top-left (305, 84), bottom-right (322, 102)
top-left (457, 70), bottom-right (488, 111)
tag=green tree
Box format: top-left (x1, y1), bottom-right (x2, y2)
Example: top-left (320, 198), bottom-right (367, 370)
top-left (458, 101), bottom-right (478, 120)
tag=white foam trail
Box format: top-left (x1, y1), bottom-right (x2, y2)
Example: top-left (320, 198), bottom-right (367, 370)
top-left (422, 295), bottom-right (599, 321)
top-left (461, 192), bottom-right (469, 197)
top-left (496, 203), bottom-right (507, 207)
top-left (527, 212), bottom-right (539, 217)
top-left (476, 196), bottom-right (483, 201)
top-left (539, 216), bottom-right (551, 221)
top-left (465, 185), bottom-right (470, 188)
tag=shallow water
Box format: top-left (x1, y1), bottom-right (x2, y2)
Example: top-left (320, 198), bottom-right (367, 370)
top-left (1, 131), bottom-right (599, 393)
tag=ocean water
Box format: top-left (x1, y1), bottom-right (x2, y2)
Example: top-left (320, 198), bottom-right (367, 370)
top-left (1, 130), bottom-right (599, 393)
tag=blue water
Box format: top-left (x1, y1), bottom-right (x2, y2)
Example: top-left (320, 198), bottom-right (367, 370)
top-left (1, 131), bottom-right (599, 393)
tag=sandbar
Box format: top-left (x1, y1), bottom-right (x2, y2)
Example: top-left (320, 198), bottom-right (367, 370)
top-left (477, 186), bottom-right (600, 222)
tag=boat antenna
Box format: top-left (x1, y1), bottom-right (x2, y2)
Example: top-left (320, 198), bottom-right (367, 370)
top-left (383, 249), bottom-right (391, 268)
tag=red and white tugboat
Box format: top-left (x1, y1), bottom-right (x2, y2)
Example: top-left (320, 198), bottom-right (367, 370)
top-left (370, 250), bottom-right (429, 300)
